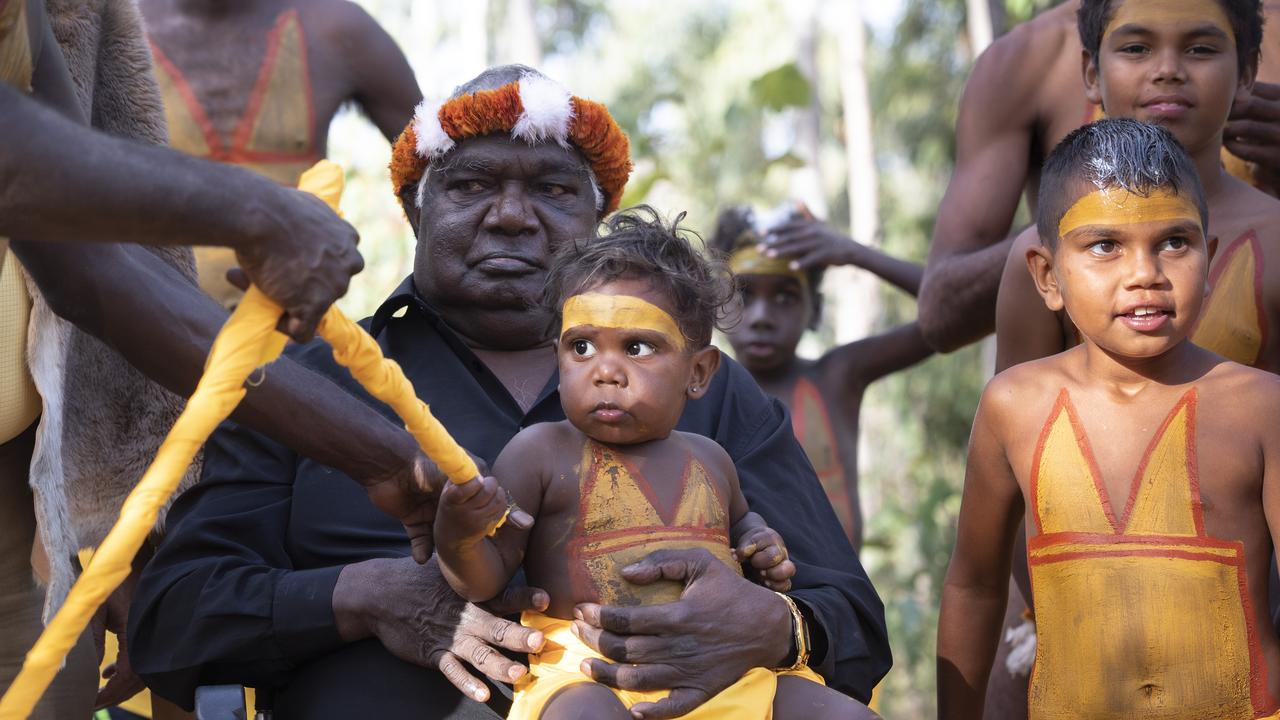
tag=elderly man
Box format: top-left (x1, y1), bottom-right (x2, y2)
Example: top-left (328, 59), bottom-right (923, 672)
top-left (129, 65), bottom-right (891, 719)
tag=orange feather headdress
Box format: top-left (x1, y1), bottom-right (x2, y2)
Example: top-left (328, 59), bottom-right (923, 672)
top-left (390, 74), bottom-right (632, 214)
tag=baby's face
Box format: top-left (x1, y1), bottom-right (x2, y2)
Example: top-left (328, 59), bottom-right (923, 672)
top-left (557, 278), bottom-right (704, 445)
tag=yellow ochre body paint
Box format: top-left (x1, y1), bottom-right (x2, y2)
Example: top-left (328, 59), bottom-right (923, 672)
top-left (567, 440), bottom-right (737, 607)
top-left (1103, 0), bottom-right (1236, 44)
top-left (1058, 187), bottom-right (1202, 239)
top-left (729, 244), bottom-right (809, 292)
top-left (1192, 231), bottom-right (1267, 366)
top-left (1025, 389), bottom-right (1278, 719)
top-left (561, 293), bottom-right (686, 351)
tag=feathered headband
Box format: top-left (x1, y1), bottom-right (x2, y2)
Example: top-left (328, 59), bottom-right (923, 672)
top-left (389, 74), bottom-right (632, 214)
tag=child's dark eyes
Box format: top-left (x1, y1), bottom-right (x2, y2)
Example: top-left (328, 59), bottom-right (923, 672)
top-left (1088, 240), bottom-right (1118, 256)
top-left (773, 291), bottom-right (800, 305)
top-left (626, 341), bottom-right (657, 357)
top-left (572, 339), bottom-right (597, 357)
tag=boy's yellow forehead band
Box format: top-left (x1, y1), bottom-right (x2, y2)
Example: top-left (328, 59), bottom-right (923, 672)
top-left (1058, 187), bottom-right (1202, 239)
top-left (561, 293), bottom-right (686, 350)
top-left (1104, 0), bottom-right (1235, 43)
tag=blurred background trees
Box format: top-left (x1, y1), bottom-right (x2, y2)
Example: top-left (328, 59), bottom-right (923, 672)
top-left (329, 0), bottom-right (1053, 715)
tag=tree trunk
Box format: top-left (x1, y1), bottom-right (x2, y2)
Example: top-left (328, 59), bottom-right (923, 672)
top-left (966, 0), bottom-right (996, 57)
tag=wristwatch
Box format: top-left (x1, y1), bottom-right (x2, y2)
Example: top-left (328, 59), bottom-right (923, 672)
top-left (774, 591), bottom-right (811, 671)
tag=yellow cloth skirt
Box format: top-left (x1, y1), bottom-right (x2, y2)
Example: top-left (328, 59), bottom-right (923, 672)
top-left (509, 611), bottom-right (824, 720)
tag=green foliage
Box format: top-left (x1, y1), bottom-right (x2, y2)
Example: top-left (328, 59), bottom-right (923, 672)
top-left (749, 63), bottom-right (812, 110)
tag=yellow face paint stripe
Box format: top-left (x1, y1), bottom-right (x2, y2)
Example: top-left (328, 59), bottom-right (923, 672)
top-left (729, 244), bottom-right (810, 291)
top-left (1104, 0), bottom-right (1236, 44)
top-left (561, 293), bottom-right (686, 350)
top-left (1058, 187), bottom-right (1202, 239)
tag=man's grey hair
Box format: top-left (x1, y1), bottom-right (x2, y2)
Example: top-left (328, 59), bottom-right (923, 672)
top-left (414, 65), bottom-right (605, 212)
top-left (1036, 118), bottom-right (1208, 245)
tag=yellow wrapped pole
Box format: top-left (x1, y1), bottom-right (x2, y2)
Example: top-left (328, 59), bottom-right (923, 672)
top-left (0, 288), bottom-right (288, 719)
top-left (0, 161), bottom-right (490, 717)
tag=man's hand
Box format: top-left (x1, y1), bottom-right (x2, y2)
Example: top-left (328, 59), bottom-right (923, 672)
top-left (332, 557), bottom-right (548, 703)
top-left (360, 452), bottom-right (443, 564)
top-left (572, 548), bottom-right (794, 720)
top-left (90, 573), bottom-right (146, 710)
top-left (731, 512), bottom-right (796, 592)
top-left (763, 217), bottom-right (866, 271)
top-left (1226, 81), bottom-right (1280, 193)
top-left (231, 189), bottom-right (364, 342)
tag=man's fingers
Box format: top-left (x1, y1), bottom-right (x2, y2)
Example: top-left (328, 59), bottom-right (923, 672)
top-left (571, 622), bottom-right (668, 664)
top-left (433, 651), bottom-right (490, 703)
top-left (581, 658), bottom-right (679, 691)
top-left (748, 544), bottom-right (786, 570)
top-left (442, 477), bottom-right (488, 506)
top-left (1224, 137), bottom-right (1280, 166)
top-left (1255, 82), bottom-right (1280, 101)
top-left (408, 531), bottom-right (434, 564)
top-left (629, 688), bottom-right (712, 720)
top-left (1225, 119), bottom-right (1280, 145)
top-left (576, 601), bottom-right (685, 636)
top-left (281, 310), bottom-right (320, 344)
top-left (620, 548), bottom-right (716, 586)
top-left (454, 634), bottom-right (529, 683)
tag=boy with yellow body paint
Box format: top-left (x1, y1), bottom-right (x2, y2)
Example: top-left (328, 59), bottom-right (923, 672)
top-left (940, 118), bottom-right (1280, 720)
top-left (432, 209), bottom-right (877, 720)
top-left (999, 0), bottom-right (1280, 374)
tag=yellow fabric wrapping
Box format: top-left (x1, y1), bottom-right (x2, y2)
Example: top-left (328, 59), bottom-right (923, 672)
top-left (510, 611), bottom-right (825, 720)
top-left (0, 286), bottom-right (288, 720)
top-left (0, 160), bottom-right (482, 717)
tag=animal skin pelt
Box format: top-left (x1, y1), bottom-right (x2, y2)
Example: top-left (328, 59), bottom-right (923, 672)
top-left (25, 0), bottom-right (199, 622)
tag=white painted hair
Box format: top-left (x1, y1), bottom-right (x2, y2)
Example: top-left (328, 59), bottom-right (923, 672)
top-left (412, 71), bottom-right (604, 211)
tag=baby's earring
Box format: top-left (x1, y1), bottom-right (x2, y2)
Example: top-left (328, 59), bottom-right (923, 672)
top-left (689, 385), bottom-right (699, 393)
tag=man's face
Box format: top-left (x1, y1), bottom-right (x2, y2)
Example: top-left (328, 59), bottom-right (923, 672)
top-left (725, 274), bottom-right (812, 374)
top-left (558, 277), bottom-right (719, 445)
top-left (413, 134), bottom-right (599, 331)
top-left (1084, 0), bottom-right (1250, 154)
top-left (1029, 186), bottom-right (1209, 359)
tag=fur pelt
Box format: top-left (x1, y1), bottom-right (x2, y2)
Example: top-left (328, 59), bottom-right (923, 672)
top-left (25, 0), bottom-right (199, 621)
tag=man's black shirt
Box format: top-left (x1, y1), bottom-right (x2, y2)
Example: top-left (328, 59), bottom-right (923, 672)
top-left (129, 278), bottom-right (890, 715)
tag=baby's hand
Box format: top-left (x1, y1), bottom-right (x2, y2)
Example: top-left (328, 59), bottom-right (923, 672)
top-left (435, 476), bottom-right (510, 549)
top-left (731, 512), bottom-right (795, 592)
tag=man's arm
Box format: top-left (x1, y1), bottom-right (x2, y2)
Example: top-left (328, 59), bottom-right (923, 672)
top-left (328, 0), bottom-right (422, 141)
top-left (937, 381), bottom-right (1024, 719)
top-left (919, 30), bottom-right (1046, 352)
top-left (11, 240), bottom-right (442, 558)
top-left (0, 80), bottom-right (361, 340)
top-left (129, 420), bottom-right (545, 710)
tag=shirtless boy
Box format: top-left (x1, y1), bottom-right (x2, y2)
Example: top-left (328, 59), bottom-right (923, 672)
top-left (434, 209), bottom-right (876, 720)
top-left (940, 117), bottom-right (1280, 719)
top-left (920, 0), bottom-right (1280, 353)
top-left (999, 0), bottom-right (1280, 395)
top-left (140, 0), bottom-right (421, 306)
top-left (711, 206), bottom-right (932, 550)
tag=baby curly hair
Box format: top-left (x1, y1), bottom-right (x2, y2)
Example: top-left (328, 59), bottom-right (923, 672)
top-left (543, 205), bottom-right (735, 349)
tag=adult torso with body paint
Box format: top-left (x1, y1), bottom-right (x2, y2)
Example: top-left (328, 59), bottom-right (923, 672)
top-left (139, 0), bottom-right (421, 307)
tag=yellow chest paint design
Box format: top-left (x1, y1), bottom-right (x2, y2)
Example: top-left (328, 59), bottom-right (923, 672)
top-left (568, 440), bottom-right (739, 606)
top-left (0, 1), bottom-right (40, 444)
top-left (790, 377), bottom-right (854, 536)
top-left (151, 9), bottom-right (319, 308)
top-left (1192, 231), bottom-right (1266, 367)
top-left (1027, 389), bottom-right (1276, 719)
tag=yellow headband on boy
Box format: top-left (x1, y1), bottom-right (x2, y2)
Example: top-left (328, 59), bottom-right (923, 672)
top-left (1058, 187), bottom-right (1202, 239)
top-left (1103, 0), bottom-right (1235, 44)
top-left (728, 230), bottom-right (810, 294)
top-left (561, 293), bottom-right (686, 350)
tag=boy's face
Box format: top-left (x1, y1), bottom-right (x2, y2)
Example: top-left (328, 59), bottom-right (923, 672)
top-left (1083, 0), bottom-right (1252, 154)
top-left (1028, 183), bottom-right (1210, 359)
top-left (725, 274), bottom-right (812, 374)
top-left (557, 277), bottom-right (720, 445)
